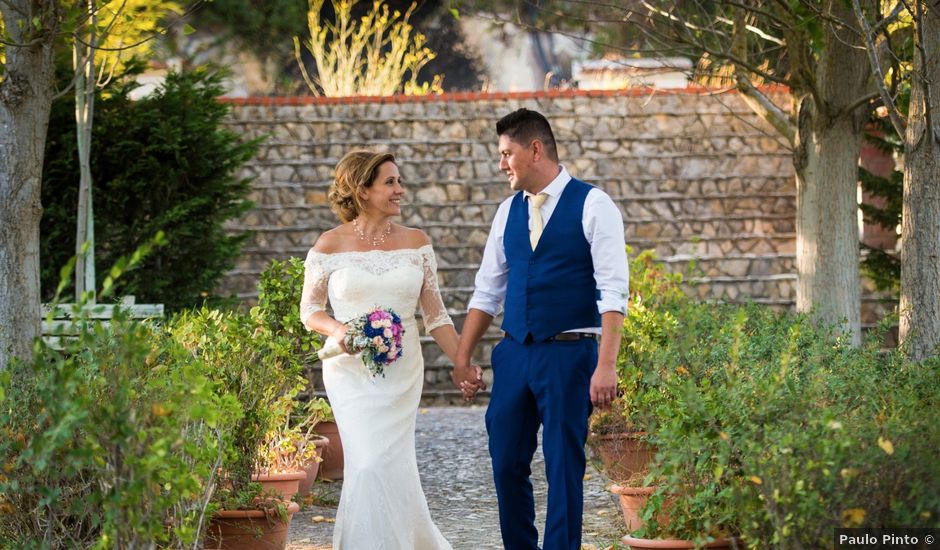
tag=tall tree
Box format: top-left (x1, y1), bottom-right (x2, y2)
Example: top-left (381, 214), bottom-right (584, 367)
top-left (70, 0), bottom-right (180, 301)
top-left (0, 0), bottom-right (189, 372)
top-left (854, 0), bottom-right (940, 360)
top-left (454, 0), bottom-right (879, 344)
top-left (0, 1), bottom-right (60, 373)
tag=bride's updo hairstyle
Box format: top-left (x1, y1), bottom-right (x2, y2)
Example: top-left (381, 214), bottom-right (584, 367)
top-left (329, 149), bottom-right (396, 222)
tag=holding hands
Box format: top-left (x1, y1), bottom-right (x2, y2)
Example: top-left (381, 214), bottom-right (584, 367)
top-left (452, 360), bottom-right (486, 401)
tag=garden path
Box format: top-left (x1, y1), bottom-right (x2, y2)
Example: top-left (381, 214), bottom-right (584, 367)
top-left (286, 406), bottom-right (624, 549)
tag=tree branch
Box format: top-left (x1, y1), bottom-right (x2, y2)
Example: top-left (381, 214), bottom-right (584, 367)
top-left (733, 8), bottom-right (794, 144)
top-left (636, 2), bottom-right (794, 86)
top-left (852, 0), bottom-right (907, 135)
top-left (911, 0), bottom-right (939, 147)
top-left (843, 91), bottom-right (881, 116)
top-left (721, 0), bottom-right (792, 29)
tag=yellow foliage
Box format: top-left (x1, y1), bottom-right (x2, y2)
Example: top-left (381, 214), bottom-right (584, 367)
top-left (0, 15), bottom-right (5, 74)
top-left (877, 436), bottom-right (895, 455)
top-left (294, 0), bottom-right (443, 96)
top-left (841, 507), bottom-right (866, 527)
top-left (81, 0), bottom-right (181, 83)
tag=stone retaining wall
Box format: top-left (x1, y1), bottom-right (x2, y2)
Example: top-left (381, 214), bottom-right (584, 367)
top-left (218, 89), bottom-right (891, 403)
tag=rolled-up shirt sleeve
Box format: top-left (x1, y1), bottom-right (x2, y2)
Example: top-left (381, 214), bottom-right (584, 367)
top-left (467, 199), bottom-right (512, 317)
top-left (584, 189), bottom-right (629, 315)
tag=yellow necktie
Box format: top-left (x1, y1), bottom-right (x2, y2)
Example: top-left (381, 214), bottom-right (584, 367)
top-left (529, 193), bottom-right (548, 250)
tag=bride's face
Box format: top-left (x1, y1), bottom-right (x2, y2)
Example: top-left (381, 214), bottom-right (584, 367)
top-left (360, 161), bottom-right (404, 217)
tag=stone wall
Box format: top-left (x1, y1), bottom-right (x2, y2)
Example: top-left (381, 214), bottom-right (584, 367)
top-left (218, 89), bottom-right (890, 403)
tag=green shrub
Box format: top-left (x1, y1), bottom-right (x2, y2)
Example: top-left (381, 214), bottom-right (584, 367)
top-left (169, 307), bottom-right (305, 499)
top-left (40, 68), bottom-right (261, 311)
top-left (255, 257), bottom-right (322, 372)
top-left (632, 302), bottom-right (940, 547)
top-left (0, 310), bottom-right (240, 548)
top-left (594, 248), bottom-right (689, 434)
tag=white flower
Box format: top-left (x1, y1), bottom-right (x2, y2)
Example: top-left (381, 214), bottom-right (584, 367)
top-left (383, 328), bottom-right (392, 338)
top-left (371, 320), bottom-right (383, 329)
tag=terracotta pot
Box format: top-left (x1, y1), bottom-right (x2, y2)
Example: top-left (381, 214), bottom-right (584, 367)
top-left (252, 470), bottom-right (306, 501)
top-left (296, 435), bottom-right (330, 497)
top-left (589, 431), bottom-right (655, 483)
top-left (314, 420), bottom-right (344, 480)
top-left (610, 485), bottom-right (657, 532)
top-left (621, 535), bottom-right (736, 549)
top-left (204, 501), bottom-right (300, 550)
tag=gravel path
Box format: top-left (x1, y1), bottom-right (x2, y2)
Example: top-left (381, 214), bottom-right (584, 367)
top-left (287, 406), bottom-right (625, 549)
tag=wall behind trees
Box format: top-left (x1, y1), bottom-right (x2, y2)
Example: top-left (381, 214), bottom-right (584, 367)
top-left (218, 88), bottom-right (893, 402)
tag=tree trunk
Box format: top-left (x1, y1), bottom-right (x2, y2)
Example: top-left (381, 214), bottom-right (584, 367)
top-left (0, 3), bottom-right (59, 371)
top-left (793, 102), bottom-right (864, 345)
top-left (899, 1), bottom-right (940, 361)
top-left (790, 1), bottom-right (873, 346)
top-left (74, 0), bottom-right (97, 302)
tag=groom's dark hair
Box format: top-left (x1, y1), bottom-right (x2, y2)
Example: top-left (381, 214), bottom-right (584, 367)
top-left (496, 108), bottom-right (558, 162)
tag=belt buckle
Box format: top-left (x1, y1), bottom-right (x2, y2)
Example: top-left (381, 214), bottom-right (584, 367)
top-left (552, 332), bottom-right (581, 342)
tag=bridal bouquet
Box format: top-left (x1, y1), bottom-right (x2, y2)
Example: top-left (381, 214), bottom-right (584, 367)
top-left (317, 307), bottom-right (404, 377)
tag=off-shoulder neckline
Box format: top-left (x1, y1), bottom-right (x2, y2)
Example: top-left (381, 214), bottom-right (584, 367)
top-left (307, 244), bottom-right (433, 257)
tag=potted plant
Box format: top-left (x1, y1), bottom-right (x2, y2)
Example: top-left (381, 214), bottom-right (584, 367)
top-left (256, 258), bottom-right (347, 482)
top-left (203, 498), bottom-right (301, 550)
top-left (256, 394), bottom-right (331, 499)
top-left (311, 401), bottom-right (345, 480)
top-left (171, 307), bottom-right (305, 550)
top-left (593, 249), bottom-right (686, 522)
top-left (616, 300), bottom-right (744, 548)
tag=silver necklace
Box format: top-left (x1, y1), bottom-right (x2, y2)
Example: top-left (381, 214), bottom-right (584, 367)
top-left (352, 218), bottom-right (392, 248)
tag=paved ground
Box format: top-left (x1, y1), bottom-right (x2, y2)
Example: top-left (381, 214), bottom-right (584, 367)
top-left (287, 406), bottom-right (625, 549)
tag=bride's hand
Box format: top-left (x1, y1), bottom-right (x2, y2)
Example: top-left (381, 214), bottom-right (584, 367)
top-left (330, 324), bottom-right (350, 353)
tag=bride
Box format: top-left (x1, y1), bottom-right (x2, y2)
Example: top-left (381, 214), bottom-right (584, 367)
top-left (300, 149), bottom-right (481, 549)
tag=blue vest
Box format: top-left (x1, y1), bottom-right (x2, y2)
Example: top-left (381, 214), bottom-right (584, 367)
top-left (501, 178), bottom-right (600, 343)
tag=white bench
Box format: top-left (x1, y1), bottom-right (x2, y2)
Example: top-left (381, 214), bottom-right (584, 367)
top-left (41, 296), bottom-right (165, 349)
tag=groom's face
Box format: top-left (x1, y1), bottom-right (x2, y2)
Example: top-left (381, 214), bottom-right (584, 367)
top-left (498, 134), bottom-right (536, 193)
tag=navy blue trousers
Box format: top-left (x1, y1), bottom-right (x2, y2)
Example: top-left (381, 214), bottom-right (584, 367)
top-left (485, 335), bottom-right (597, 550)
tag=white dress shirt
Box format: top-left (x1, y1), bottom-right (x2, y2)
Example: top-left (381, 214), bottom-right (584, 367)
top-left (468, 166), bottom-right (630, 331)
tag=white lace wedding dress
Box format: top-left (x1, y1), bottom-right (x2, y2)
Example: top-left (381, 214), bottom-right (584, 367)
top-left (300, 244), bottom-right (454, 550)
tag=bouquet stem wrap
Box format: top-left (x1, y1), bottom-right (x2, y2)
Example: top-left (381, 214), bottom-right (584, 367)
top-left (316, 307), bottom-right (404, 377)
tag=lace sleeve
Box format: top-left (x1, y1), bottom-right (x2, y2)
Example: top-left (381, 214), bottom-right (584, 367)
top-left (418, 247), bottom-right (454, 334)
top-left (300, 250), bottom-right (330, 329)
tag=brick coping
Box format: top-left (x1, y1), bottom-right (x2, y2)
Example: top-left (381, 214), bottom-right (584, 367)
top-left (220, 85), bottom-right (790, 105)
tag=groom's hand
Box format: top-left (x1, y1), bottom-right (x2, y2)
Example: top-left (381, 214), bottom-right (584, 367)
top-left (590, 363), bottom-right (617, 408)
top-left (453, 362), bottom-right (486, 402)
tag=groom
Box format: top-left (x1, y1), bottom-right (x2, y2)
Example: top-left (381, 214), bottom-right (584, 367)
top-left (454, 108), bottom-right (629, 550)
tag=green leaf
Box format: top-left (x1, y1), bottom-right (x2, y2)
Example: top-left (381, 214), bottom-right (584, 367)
top-left (449, 8), bottom-right (460, 20)
top-left (31, 17), bottom-right (42, 31)
top-left (182, 23), bottom-right (196, 36)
